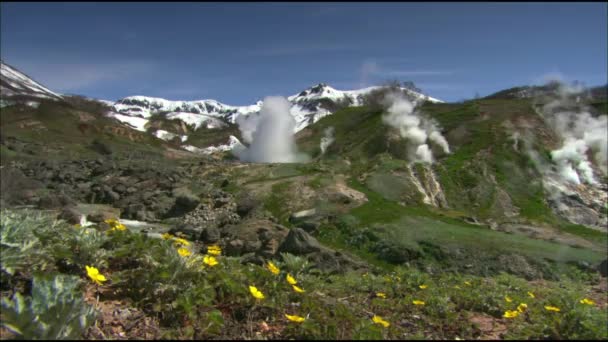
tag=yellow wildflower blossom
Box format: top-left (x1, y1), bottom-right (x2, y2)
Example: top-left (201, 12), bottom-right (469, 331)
top-left (527, 291), bottom-right (535, 298)
top-left (503, 310), bottom-right (519, 318)
top-left (85, 265), bottom-right (107, 286)
top-left (110, 223), bottom-right (127, 232)
top-left (173, 237), bottom-right (190, 246)
top-left (544, 305), bottom-right (560, 312)
top-left (372, 315), bottom-right (390, 328)
top-left (203, 255), bottom-right (218, 267)
top-left (505, 296), bottom-right (513, 303)
top-left (580, 298), bottom-right (595, 306)
top-left (104, 218), bottom-right (119, 226)
top-left (419, 284), bottom-right (428, 289)
top-left (266, 261), bottom-right (280, 275)
top-left (207, 245), bottom-right (222, 256)
top-left (517, 303), bottom-right (528, 312)
top-left (286, 274), bottom-right (297, 285)
top-left (177, 247), bottom-right (192, 257)
top-left (292, 285), bottom-right (305, 293)
top-left (376, 292), bottom-right (387, 298)
top-left (412, 300), bottom-right (425, 306)
top-left (74, 223), bottom-right (82, 229)
top-left (249, 285), bottom-right (265, 300)
top-left (161, 232), bottom-right (174, 240)
top-left (285, 314), bottom-right (305, 323)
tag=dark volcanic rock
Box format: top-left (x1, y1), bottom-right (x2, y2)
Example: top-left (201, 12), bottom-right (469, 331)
top-left (168, 188), bottom-right (200, 217)
top-left (599, 259), bottom-right (608, 277)
top-left (58, 206), bottom-right (82, 224)
top-left (277, 228), bottom-right (322, 255)
top-left (236, 195), bottom-right (258, 218)
top-left (201, 226), bottom-right (221, 243)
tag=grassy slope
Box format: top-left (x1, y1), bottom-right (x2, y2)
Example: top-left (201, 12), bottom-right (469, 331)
top-left (293, 100), bottom-right (606, 272)
top-left (0, 100), bottom-right (170, 161)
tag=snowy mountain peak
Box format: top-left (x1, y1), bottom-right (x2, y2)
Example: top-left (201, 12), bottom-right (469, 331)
top-left (0, 61), bottom-right (62, 101)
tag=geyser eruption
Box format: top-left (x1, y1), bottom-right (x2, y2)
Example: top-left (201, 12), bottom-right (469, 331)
top-left (381, 92), bottom-right (450, 163)
top-left (320, 127), bottom-right (335, 155)
top-left (234, 96), bottom-right (309, 163)
top-left (536, 82), bottom-right (608, 184)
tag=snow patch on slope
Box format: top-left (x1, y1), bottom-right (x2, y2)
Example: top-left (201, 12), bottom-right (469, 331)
top-left (106, 112), bottom-right (149, 132)
top-left (183, 135), bottom-right (243, 155)
top-left (165, 112), bottom-right (227, 130)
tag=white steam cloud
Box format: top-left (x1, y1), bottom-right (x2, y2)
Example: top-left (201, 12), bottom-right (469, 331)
top-left (320, 126), bottom-right (335, 155)
top-left (381, 92), bottom-right (450, 163)
top-left (536, 82), bottom-right (608, 184)
top-left (234, 96), bottom-right (309, 163)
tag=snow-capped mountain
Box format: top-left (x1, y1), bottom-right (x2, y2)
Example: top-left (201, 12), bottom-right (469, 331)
top-left (109, 83), bottom-right (443, 133)
top-left (0, 61), bottom-right (62, 101)
top-left (0, 60), bottom-right (444, 154)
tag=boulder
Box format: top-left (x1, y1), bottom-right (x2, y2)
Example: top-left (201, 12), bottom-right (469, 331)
top-left (168, 188), bottom-right (200, 217)
top-left (236, 195), bottom-right (258, 218)
top-left (57, 206), bottom-right (83, 224)
top-left (200, 226), bottom-right (221, 243)
top-left (599, 259), bottom-right (608, 277)
top-left (277, 228), bottom-right (322, 255)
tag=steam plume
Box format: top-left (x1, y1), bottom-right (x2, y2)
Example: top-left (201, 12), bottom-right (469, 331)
top-left (536, 82), bottom-right (607, 184)
top-left (381, 92), bottom-right (450, 163)
top-left (320, 126), bottom-right (335, 155)
top-left (234, 96), bottom-right (309, 163)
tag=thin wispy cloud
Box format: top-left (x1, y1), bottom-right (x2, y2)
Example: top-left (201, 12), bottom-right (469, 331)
top-left (10, 60), bottom-right (156, 93)
top-left (358, 59), bottom-right (456, 88)
top-left (245, 43), bottom-right (359, 57)
top-left (381, 70), bottom-right (454, 77)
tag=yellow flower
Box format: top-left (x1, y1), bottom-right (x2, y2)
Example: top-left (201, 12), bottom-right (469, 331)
top-left (419, 284), bottom-right (428, 289)
top-left (503, 310), bottom-right (519, 318)
top-left (527, 291), bottom-right (535, 298)
top-left (177, 247), bottom-right (192, 257)
top-left (464, 281), bottom-right (472, 286)
top-left (376, 292), bottom-right (387, 298)
top-left (285, 314), bottom-right (305, 323)
top-left (544, 305), bottom-right (560, 312)
top-left (266, 261), bottom-right (280, 275)
top-left (110, 223), bottom-right (127, 232)
top-left (580, 298), bottom-right (595, 306)
top-left (161, 232), bottom-right (174, 240)
top-left (517, 303), bottom-right (528, 312)
top-left (412, 300), bottom-right (425, 306)
top-left (104, 218), bottom-right (119, 226)
top-left (173, 237), bottom-right (191, 246)
top-left (372, 315), bottom-right (390, 328)
top-left (207, 245), bottom-right (222, 256)
top-left (286, 274), bottom-right (297, 285)
top-left (505, 296), bottom-right (513, 303)
top-left (292, 285), bottom-right (305, 293)
top-left (85, 265), bottom-right (107, 286)
top-left (249, 285), bottom-right (265, 300)
top-left (74, 223), bottom-right (82, 229)
top-left (203, 255), bottom-right (218, 267)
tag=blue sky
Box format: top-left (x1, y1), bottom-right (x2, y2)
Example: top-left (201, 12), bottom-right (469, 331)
top-left (1, 2), bottom-right (606, 104)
